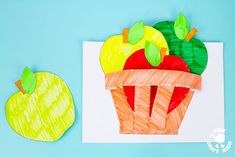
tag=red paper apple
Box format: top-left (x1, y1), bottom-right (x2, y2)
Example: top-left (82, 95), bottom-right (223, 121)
top-left (123, 49), bottom-right (190, 116)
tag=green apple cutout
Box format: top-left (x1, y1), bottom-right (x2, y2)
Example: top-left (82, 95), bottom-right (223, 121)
top-left (153, 13), bottom-right (208, 75)
top-left (6, 67), bottom-right (75, 142)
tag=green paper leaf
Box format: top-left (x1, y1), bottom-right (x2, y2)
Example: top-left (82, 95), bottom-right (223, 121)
top-left (128, 21), bottom-right (144, 45)
top-left (174, 13), bottom-right (189, 40)
top-left (144, 41), bottom-right (161, 66)
top-left (21, 67), bottom-right (36, 94)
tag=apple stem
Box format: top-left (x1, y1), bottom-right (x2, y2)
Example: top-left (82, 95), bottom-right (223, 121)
top-left (185, 28), bottom-right (198, 42)
top-left (160, 48), bottom-right (167, 62)
top-left (15, 80), bottom-right (26, 94)
top-left (122, 28), bottom-right (129, 43)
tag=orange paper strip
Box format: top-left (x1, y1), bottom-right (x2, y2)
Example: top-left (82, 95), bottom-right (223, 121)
top-left (105, 69), bottom-right (201, 90)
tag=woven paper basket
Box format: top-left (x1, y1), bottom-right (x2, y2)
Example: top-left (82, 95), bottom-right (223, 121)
top-left (105, 69), bottom-right (201, 134)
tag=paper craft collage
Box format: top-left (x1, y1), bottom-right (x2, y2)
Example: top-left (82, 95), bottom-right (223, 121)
top-left (0, 1), bottom-right (234, 157)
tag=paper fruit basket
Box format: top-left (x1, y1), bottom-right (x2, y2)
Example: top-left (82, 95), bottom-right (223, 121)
top-left (99, 14), bottom-right (207, 134)
top-left (105, 69), bottom-right (201, 134)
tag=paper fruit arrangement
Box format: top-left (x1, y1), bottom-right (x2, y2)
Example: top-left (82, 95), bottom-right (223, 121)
top-left (100, 13), bottom-right (207, 134)
top-left (6, 67), bottom-right (75, 141)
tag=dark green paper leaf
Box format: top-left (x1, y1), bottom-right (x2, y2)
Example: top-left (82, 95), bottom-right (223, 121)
top-left (174, 13), bottom-right (189, 40)
top-left (128, 21), bottom-right (144, 45)
top-left (144, 41), bottom-right (161, 66)
top-left (21, 67), bottom-right (36, 94)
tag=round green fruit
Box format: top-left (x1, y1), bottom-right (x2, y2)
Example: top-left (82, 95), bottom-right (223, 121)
top-left (6, 72), bottom-right (75, 142)
top-left (153, 21), bottom-right (208, 75)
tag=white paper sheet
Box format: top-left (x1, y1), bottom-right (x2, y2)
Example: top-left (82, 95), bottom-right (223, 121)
top-left (82, 41), bottom-right (224, 143)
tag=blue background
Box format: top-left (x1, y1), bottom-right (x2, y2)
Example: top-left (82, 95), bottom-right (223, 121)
top-left (0, 0), bottom-right (234, 156)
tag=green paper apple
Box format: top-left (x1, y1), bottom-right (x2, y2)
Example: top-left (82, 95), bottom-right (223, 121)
top-left (153, 13), bottom-right (208, 75)
top-left (6, 67), bottom-right (75, 142)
